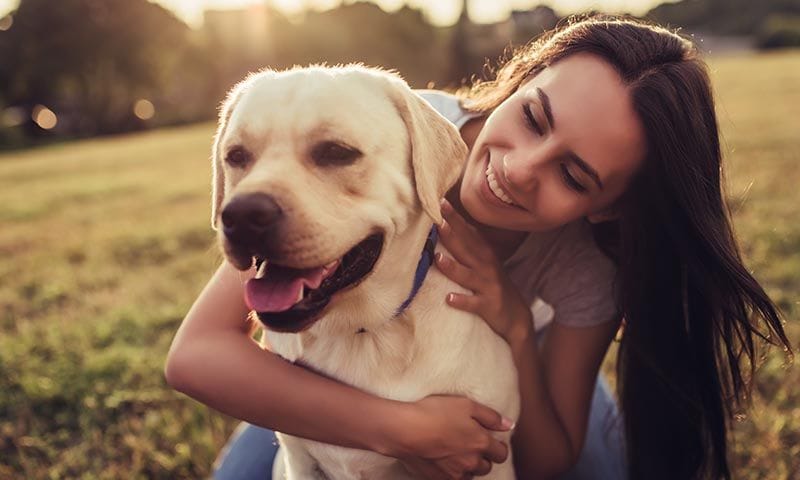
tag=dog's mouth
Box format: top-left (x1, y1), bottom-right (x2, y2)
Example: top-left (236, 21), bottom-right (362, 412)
top-left (246, 234), bottom-right (384, 333)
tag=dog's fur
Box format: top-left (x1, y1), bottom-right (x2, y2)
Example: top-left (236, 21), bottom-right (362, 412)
top-left (212, 65), bottom-right (520, 479)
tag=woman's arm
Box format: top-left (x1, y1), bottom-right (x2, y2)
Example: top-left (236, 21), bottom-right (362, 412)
top-left (165, 261), bottom-right (397, 451)
top-left (165, 260), bottom-right (511, 477)
top-left (436, 200), bottom-right (619, 478)
top-left (508, 319), bottom-right (619, 478)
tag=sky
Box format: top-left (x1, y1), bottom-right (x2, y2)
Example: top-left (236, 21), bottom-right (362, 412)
top-left (0, 0), bottom-right (676, 27)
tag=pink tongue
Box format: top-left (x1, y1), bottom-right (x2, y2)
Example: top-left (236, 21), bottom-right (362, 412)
top-left (245, 264), bottom-right (329, 313)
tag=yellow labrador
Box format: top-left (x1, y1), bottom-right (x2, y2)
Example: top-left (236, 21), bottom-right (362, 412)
top-left (212, 65), bottom-right (519, 479)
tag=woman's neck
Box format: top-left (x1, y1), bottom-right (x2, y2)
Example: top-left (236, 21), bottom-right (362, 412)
top-left (445, 184), bottom-right (527, 262)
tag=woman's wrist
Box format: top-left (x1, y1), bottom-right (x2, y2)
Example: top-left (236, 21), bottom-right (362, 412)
top-left (504, 303), bottom-right (534, 349)
top-left (365, 397), bottom-right (415, 458)
top-left (507, 314), bottom-right (534, 355)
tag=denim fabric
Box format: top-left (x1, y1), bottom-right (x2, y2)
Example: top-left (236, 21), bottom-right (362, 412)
top-left (558, 375), bottom-right (627, 480)
top-left (213, 422), bottom-right (280, 480)
top-left (212, 376), bottom-right (626, 480)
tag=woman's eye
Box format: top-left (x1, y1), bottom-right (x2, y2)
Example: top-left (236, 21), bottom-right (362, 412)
top-left (522, 104), bottom-right (544, 136)
top-left (560, 164), bottom-right (588, 193)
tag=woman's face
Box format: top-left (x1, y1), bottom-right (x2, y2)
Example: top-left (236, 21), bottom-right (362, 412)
top-left (460, 53), bottom-right (647, 232)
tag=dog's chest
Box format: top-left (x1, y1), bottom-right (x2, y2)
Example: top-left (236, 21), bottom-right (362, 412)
top-left (263, 282), bottom-right (520, 480)
top-left (265, 318), bottom-right (432, 400)
top-left (264, 303), bottom-right (518, 410)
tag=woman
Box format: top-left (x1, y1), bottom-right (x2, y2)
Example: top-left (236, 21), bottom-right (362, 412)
top-left (165, 15), bottom-right (792, 480)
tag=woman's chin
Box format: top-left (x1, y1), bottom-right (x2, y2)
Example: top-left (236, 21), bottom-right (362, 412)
top-left (462, 191), bottom-right (510, 228)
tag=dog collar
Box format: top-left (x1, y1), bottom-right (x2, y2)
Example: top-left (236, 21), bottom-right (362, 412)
top-left (394, 225), bottom-right (438, 317)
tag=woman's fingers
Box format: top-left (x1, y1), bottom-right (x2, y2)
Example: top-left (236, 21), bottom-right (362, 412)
top-left (482, 436), bottom-right (509, 464)
top-left (472, 458), bottom-right (493, 477)
top-left (399, 458), bottom-right (447, 480)
top-left (435, 253), bottom-right (483, 293)
top-left (470, 401), bottom-right (515, 433)
top-left (439, 200), bottom-right (494, 267)
top-left (439, 220), bottom-right (478, 269)
top-left (445, 292), bottom-right (483, 315)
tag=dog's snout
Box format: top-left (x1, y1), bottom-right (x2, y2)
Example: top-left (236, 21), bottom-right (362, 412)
top-left (221, 193), bottom-right (283, 246)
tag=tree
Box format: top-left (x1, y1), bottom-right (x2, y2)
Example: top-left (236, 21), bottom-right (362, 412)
top-left (0, 0), bottom-right (200, 139)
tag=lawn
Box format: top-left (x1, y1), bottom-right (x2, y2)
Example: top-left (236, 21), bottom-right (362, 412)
top-left (1, 50), bottom-right (798, 479)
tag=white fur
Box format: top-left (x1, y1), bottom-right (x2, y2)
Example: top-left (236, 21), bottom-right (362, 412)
top-left (213, 65), bottom-right (520, 479)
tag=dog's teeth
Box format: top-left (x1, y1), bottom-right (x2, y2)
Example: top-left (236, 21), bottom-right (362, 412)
top-left (296, 286), bottom-right (305, 303)
top-left (323, 259), bottom-right (340, 275)
top-left (255, 260), bottom-right (268, 279)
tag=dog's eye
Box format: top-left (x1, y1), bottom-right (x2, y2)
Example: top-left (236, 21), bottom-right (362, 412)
top-left (311, 141), bottom-right (361, 167)
top-left (225, 146), bottom-right (251, 168)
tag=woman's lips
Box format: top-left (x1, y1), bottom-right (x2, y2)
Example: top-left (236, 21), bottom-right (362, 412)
top-left (478, 151), bottom-right (525, 211)
top-left (486, 164), bottom-right (517, 205)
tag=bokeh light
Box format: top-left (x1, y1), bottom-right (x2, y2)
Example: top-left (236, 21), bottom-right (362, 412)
top-left (0, 13), bottom-right (11, 31)
top-left (133, 99), bottom-right (156, 120)
top-left (32, 105), bottom-right (57, 130)
top-left (1, 106), bottom-right (25, 127)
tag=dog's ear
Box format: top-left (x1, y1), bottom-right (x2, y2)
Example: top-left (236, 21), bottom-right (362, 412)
top-left (211, 82), bottom-right (247, 230)
top-left (387, 80), bottom-right (468, 225)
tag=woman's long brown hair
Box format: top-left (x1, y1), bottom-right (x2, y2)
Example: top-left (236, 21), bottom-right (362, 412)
top-left (459, 15), bottom-right (793, 479)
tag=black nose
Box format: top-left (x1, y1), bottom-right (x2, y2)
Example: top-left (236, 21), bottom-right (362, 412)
top-left (221, 193), bottom-right (283, 251)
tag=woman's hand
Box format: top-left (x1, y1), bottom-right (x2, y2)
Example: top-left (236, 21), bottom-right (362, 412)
top-left (435, 199), bottom-right (532, 345)
top-left (391, 395), bottom-right (514, 479)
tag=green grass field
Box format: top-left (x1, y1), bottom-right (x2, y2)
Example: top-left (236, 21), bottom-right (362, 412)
top-left (1, 50), bottom-right (798, 479)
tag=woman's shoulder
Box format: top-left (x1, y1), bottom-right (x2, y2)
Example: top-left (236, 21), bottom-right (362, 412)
top-left (510, 221), bottom-right (614, 275)
top-left (511, 221), bottom-right (619, 329)
top-left (415, 89), bottom-right (481, 129)
top-left (552, 221), bottom-right (615, 275)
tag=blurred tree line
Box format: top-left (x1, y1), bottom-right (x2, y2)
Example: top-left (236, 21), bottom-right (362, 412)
top-left (647, 0), bottom-right (800, 48)
top-left (0, 0), bottom-right (797, 149)
top-left (0, 0), bottom-right (214, 147)
top-left (1, 0), bottom-right (553, 148)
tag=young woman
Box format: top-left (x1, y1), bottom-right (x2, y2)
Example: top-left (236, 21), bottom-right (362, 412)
top-left (165, 15), bottom-right (792, 480)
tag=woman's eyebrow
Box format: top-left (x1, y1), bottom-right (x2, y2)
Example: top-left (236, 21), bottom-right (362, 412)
top-left (567, 152), bottom-right (604, 190)
top-left (538, 87), bottom-right (604, 190)
top-left (536, 87), bottom-right (555, 128)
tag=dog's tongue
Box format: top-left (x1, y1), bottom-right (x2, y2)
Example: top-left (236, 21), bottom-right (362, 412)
top-left (245, 263), bottom-right (331, 313)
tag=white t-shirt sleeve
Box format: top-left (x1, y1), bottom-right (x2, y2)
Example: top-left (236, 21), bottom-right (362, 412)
top-left (416, 90), bottom-right (480, 129)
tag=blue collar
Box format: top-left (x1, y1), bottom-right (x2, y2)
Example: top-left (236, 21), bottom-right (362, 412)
top-left (393, 225), bottom-right (439, 317)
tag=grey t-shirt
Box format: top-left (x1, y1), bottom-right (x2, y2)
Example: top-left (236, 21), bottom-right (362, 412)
top-left (419, 90), bottom-right (619, 330)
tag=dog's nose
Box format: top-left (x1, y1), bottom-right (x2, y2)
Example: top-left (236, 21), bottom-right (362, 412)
top-left (221, 193), bottom-right (283, 248)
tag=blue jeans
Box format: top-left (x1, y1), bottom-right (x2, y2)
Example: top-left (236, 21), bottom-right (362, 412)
top-left (213, 376), bottom-right (626, 480)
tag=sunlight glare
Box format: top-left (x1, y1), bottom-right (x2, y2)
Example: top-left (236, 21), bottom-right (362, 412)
top-left (272, 0), bottom-right (305, 15)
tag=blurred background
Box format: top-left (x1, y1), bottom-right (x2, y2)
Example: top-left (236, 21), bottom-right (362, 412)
top-left (2, 0), bottom-right (800, 147)
top-left (0, 0), bottom-right (798, 478)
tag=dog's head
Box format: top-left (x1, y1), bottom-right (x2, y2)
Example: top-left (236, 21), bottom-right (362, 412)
top-left (211, 65), bottom-right (467, 332)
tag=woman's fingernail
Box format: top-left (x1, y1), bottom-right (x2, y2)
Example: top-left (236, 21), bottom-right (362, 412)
top-left (501, 417), bottom-right (515, 430)
top-left (440, 199), bottom-right (452, 213)
top-left (435, 252), bottom-right (443, 263)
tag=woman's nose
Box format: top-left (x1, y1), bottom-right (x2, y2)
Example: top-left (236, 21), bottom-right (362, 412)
top-left (502, 152), bottom-right (541, 192)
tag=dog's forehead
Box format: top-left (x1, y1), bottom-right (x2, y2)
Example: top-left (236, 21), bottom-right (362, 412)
top-left (227, 69), bottom-right (402, 144)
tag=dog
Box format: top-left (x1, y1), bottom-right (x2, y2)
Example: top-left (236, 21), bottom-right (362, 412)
top-left (211, 64), bottom-right (520, 479)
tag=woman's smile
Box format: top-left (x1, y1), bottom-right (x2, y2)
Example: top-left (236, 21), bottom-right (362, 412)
top-left (481, 150), bottom-right (524, 210)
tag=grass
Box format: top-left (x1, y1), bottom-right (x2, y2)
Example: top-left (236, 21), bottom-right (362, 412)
top-left (1, 50), bottom-right (798, 479)
top-left (706, 50), bottom-right (800, 479)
